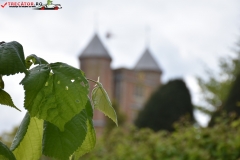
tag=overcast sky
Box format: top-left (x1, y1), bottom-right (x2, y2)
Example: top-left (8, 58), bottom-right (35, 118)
top-left (0, 0), bottom-right (240, 133)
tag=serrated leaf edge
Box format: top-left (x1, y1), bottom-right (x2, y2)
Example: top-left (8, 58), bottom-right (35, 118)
top-left (71, 119), bottom-right (96, 159)
top-left (0, 89), bottom-right (21, 111)
top-left (92, 84), bottom-right (118, 126)
top-left (12, 117), bottom-right (43, 160)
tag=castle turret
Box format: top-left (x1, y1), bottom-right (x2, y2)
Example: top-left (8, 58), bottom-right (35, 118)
top-left (134, 48), bottom-right (162, 73)
top-left (134, 48), bottom-right (162, 87)
top-left (79, 34), bottom-right (113, 134)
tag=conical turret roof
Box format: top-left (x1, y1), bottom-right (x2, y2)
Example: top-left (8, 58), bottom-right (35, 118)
top-left (79, 34), bottom-right (111, 60)
top-left (134, 48), bottom-right (161, 72)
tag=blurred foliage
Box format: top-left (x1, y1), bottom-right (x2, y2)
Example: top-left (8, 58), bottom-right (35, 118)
top-left (223, 73), bottom-right (240, 115)
top-left (135, 79), bottom-right (194, 132)
top-left (81, 117), bottom-right (240, 160)
top-left (0, 127), bottom-right (18, 148)
top-left (197, 41), bottom-right (240, 114)
top-left (208, 72), bottom-right (240, 126)
top-left (2, 117), bottom-right (240, 160)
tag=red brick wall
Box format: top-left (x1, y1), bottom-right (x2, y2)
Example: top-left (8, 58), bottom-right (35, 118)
top-left (114, 69), bottom-right (161, 124)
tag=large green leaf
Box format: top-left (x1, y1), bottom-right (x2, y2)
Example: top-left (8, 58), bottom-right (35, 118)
top-left (21, 62), bottom-right (89, 130)
top-left (42, 109), bottom-right (88, 160)
top-left (0, 41), bottom-right (27, 75)
top-left (72, 120), bottom-right (96, 159)
top-left (10, 112), bottom-right (30, 150)
top-left (20, 64), bottom-right (50, 115)
top-left (0, 141), bottom-right (16, 160)
top-left (72, 100), bottom-right (96, 159)
top-left (10, 112), bottom-right (43, 160)
top-left (92, 82), bottom-right (118, 126)
top-left (0, 89), bottom-right (20, 111)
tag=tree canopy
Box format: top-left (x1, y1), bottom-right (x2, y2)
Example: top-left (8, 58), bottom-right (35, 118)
top-left (135, 79), bottom-right (194, 132)
top-left (197, 41), bottom-right (240, 115)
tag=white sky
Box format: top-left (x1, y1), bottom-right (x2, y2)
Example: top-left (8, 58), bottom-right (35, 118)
top-left (0, 0), bottom-right (240, 133)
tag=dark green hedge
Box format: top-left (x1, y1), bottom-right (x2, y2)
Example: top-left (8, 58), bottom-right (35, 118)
top-left (135, 79), bottom-right (194, 132)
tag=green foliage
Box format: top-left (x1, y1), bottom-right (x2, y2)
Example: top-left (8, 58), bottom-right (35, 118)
top-left (71, 100), bottom-right (96, 160)
top-left (135, 79), bottom-right (194, 132)
top-left (0, 89), bottom-right (20, 111)
top-left (11, 113), bottom-right (43, 160)
top-left (20, 62), bottom-right (89, 131)
top-left (81, 118), bottom-right (240, 160)
top-left (197, 43), bottom-right (240, 113)
top-left (0, 141), bottom-right (16, 160)
top-left (0, 41), bottom-right (27, 75)
top-left (0, 41), bottom-right (117, 160)
top-left (42, 109), bottom-right (87, 160)
top-left (104, 101), bottom-right (126, 135)
top-left (91, 78), bottom-right (118, 126)
top-left (72, 120), bottom-right (96, 159)
top-left (221, 73), bottom-right (240, 116)
top-left (25, 54), bottom-right (48, 69)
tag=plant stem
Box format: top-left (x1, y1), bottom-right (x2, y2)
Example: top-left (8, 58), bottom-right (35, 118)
top-left (86, 78), bottom-right (98, 84)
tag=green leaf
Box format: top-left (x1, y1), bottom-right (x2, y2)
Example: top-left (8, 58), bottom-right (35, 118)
top-left (10, 112), bottom-right (30, 150)
top-left (10, 112), bottom-right (43, 160)
top-left (25, 54), bottom-right (48, 69)
top-left (0, 89), bottom-right (20, 111)
top-left (0, 141), bottom-right (16, 160)
top-left (0, 41), bottom-right (27, 75)
top-left (72, 100), bottom-right (96, 159)
top-left (92, 82), bottom-right (118, 126)
top-left (72, 120), bottom-right (96, 159)
top-left (20, 64), bottom-right (50, 113)
top-left (85, 97), bottom-right (94, 119)
top-left (21, 62), bottom-right (89, 131)
top-left (42, 109), bottom-right (88, 160)
top-left (0, 75), bottom-right (4, 89)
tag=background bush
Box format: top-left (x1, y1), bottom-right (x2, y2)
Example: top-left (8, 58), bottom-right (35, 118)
top-left (81, 118), bottom-right (240, 160)
top-left (135, 79), bottom-right (194, 132)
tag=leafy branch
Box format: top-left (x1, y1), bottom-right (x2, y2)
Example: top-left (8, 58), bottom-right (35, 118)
top-left (0, 41), bottom-right (118, 160)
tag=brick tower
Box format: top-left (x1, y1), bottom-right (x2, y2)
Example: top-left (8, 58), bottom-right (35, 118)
top-left (113, 48), bottom-right (162, 123)
top-left (79, 33), bottom-right (113, 135)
